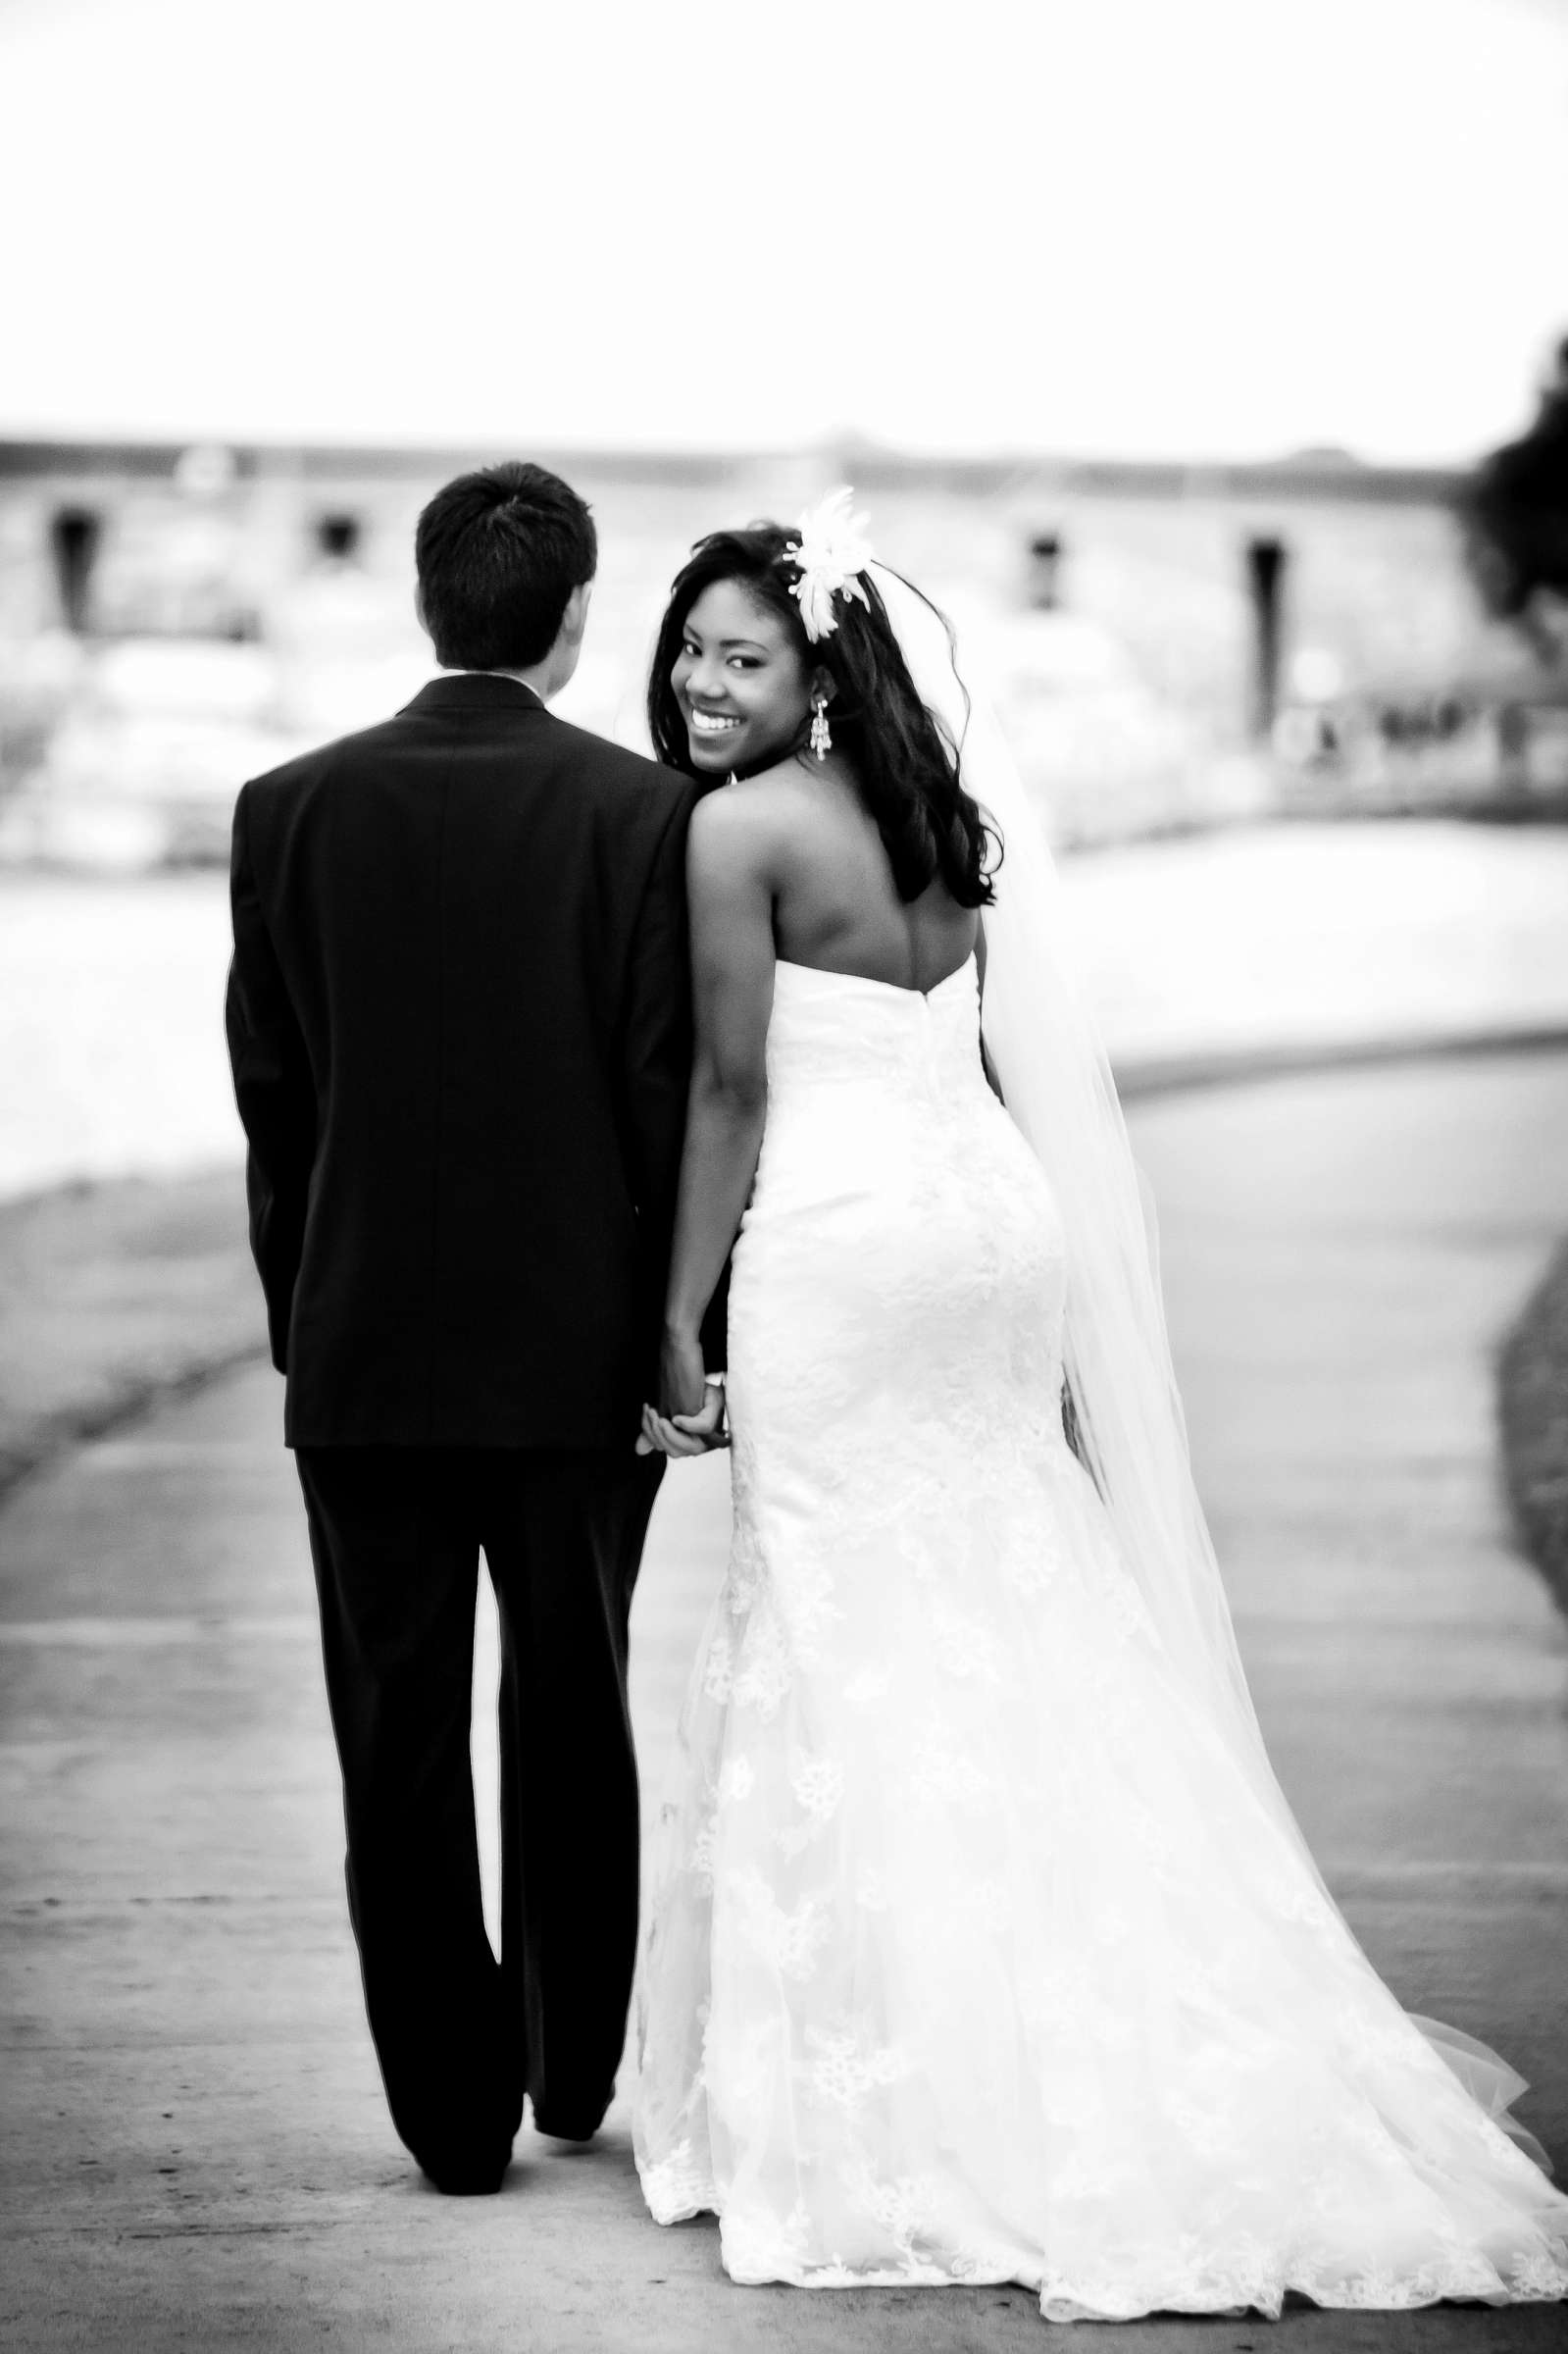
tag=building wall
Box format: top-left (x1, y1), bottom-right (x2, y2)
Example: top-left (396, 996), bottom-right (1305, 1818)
top-left (0, 439), bottom-right (1533, 857)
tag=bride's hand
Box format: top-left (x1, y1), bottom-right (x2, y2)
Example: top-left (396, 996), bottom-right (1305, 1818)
top-left (660, 1324), bottom-right (707, 1421)
top-left (636, 1329), bottom-right (728, 1458)
top-left (672, 1377), bottom-right (728, 1449)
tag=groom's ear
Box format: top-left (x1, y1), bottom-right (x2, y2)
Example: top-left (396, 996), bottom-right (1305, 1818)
top-left (561, 580), bottom-right (592, 644)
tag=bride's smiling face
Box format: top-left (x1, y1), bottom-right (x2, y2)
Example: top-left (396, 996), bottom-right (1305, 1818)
top-left (671, 580), bottom-right (820, 777)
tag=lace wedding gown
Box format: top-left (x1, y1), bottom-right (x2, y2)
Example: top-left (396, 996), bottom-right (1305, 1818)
top-left (632, 953), bottom-right (1568, 2321)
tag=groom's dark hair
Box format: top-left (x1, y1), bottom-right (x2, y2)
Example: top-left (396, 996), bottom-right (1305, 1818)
top-left (415, 462), bottom-right (597, 671)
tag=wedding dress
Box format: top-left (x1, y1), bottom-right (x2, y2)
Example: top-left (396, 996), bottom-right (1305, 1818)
top-left (632, 948), bottom-right (1568, 2321)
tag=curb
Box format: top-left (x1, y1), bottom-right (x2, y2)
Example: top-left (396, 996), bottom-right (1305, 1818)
top-left (0, 1167), bottom-right (267, 1510)
top-left (1498, 1239), bottom-right (1568, 1622)
top-left (1113, 1023), bottom-right (1568, 1101)
top-left (0, 1339), bottom-right (272, 1509)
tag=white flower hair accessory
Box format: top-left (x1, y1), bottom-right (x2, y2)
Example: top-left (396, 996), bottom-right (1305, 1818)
top-left (781, 486), bottom-right (876, 642)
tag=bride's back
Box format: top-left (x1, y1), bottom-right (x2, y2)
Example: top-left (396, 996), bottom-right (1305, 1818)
top-left (739, 759), bottom-right (980, 996)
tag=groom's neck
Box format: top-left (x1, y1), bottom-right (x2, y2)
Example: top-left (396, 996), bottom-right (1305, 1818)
top-left (440, 662), bottom-right (553, 702)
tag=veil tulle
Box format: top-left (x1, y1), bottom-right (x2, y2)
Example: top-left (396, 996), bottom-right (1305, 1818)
top-left (870, 561), bottom-right (1548, 2161)
top-left (875, 566), bottom-right (1270, 1780)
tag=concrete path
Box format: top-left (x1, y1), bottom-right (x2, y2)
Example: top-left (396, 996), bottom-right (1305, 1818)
top-left (4, 1051), bottom-right (1568, 2351)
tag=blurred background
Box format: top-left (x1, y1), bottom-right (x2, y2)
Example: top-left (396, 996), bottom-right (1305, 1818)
top-left (2, 0), bottom-right (1567, 1201)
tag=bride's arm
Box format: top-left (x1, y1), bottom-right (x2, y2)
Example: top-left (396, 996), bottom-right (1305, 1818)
top-left (655, 792), bottom-right (778, 1424)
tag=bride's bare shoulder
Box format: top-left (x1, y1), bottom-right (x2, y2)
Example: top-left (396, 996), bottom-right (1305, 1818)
top-left (689, 768), bottom-right (810, 862)
top-left (694, 764), bottom-right (815, 818)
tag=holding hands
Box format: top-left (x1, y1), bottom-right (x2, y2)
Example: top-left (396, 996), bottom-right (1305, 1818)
top-left (637, 1325), bottom-right (729, 1458)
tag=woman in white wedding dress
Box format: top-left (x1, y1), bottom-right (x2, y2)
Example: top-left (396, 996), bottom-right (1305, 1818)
top-left (630, 495), bottom-right (1568, 2321)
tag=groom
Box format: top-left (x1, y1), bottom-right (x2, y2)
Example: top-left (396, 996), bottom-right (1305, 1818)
top-left (226, 461), bottom-right (719, 2194)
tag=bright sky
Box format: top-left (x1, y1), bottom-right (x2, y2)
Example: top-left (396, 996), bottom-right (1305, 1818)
top-left (2, 0), bottom-right (1565, 463)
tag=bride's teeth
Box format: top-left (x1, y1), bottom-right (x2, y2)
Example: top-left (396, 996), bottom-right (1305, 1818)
top-left (691, 710), bottom-right (740, 733)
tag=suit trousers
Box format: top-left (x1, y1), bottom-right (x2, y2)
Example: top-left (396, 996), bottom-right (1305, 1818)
top-left (294, 1442), bottom-right (664, 2180)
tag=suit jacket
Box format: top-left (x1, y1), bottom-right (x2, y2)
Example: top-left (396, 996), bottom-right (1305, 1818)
top-left (226, 672), bottom-right (721, 1450)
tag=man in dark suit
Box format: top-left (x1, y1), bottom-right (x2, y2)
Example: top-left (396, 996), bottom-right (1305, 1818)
top-left (226, 462), bottom-right (719, 2195)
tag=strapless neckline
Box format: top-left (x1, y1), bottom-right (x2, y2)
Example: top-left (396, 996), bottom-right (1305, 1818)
top-left (774, 950), bottom-right (976, 1004)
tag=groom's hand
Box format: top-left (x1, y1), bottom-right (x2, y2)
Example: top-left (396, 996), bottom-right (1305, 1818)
top-left (637, 1381), bottom-right (727, 1458)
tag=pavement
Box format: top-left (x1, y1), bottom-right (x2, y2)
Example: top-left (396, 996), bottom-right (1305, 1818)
top-left (4, 1049), bottom-right (1568, 2351)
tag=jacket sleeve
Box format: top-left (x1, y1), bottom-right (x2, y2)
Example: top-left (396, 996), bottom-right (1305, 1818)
top-left (225, 785), bottom-right (316, 1373)
top-left (619, 782), bottom-right (729, 1379)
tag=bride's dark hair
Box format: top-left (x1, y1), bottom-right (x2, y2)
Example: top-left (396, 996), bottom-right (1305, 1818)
top-left (647, 524), bottom-right (999, 908)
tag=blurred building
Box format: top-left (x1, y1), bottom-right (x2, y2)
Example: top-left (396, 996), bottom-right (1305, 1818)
top-left (0, 435), bottom-right (1560, 865)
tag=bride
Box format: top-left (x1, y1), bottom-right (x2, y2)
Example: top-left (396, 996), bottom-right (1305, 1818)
top-left (629, 492), bottom-right (1568, 2321)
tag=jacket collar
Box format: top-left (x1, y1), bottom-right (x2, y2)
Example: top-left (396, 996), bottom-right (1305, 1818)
top-left (400, 674), bottom-right (548, 716)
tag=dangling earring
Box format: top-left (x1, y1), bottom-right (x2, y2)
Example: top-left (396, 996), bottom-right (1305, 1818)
top-left (810, 695), bottom-right (832, 761)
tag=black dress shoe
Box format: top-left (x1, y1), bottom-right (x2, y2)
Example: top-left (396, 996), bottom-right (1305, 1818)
top-left (420, 2150), bottom-right (512, 2195)
top-left (531, 2105), bottom-right (605, 2144)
